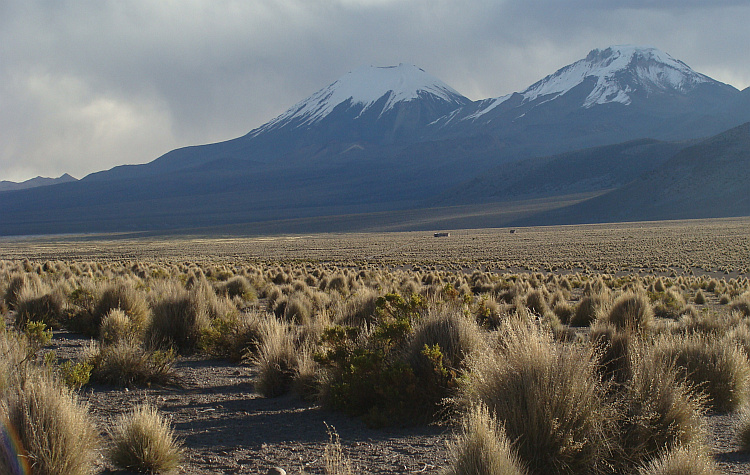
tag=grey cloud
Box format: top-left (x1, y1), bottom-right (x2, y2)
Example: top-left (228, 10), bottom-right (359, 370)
top-left (1, 0), bottom-right (749, 181)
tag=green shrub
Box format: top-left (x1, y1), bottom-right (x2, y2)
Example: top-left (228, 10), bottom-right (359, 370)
top-left (57, 360), bottom-right (93, 390)
top-left (23, 320), bottom-right (52, 351)
top-left (442, 404), bottom-right (528, 475)
top-left (109, 403), bottom-right (182, 473)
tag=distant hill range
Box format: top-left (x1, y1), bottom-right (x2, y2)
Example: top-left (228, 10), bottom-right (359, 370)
top-left (1, 45), bottom-right (749, 235)
top-left (0, 174), bottom-right (77, 193)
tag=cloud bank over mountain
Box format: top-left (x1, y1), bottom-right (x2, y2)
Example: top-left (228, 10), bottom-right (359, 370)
top-left (2, 1), bottom-right (750, 181)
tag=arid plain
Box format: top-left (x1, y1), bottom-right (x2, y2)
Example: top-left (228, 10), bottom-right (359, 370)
top-left (1, 217), bottom-right (750, 474)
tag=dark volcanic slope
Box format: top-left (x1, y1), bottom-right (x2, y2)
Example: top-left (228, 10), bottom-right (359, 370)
top-left (532, 122), bottom-right (750, 224)
top-left (437, 139), bottom-right (687, 204)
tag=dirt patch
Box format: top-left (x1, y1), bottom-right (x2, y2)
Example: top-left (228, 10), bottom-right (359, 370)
top-left (47, 330), bottom-right (750, 474)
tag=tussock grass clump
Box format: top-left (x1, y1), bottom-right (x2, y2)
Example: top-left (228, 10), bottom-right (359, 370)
top-left (524, 289), bottom-right (549, 316)
top-left (407, 307), bottom-right (484, 376)
top-left (336, 287), bottom-right (379, 327)
top-left (731, 292), bottom-right (750, 316)
top-left (3, 273), bottom-right (38, 310)
top-left (591, 323), bottom-right (632, 384)
top-left (13, 280), bottom-right (65, 328)
top-left (3, 373), bottom-right (98, 475)
top-left (93, 282), bottom-right (151, 334)
top-left (603, 292), bottom-right (654, 332)
top-left (735, 407), bottom-right (750, 452)
top-left (442, 404), bottom-right (528, 475)
top-left (89, 340), bottom-right (178, 387)
top-left (250, 319), bottom-right (299, 398)
top-left (694, 289), bottom-right (707, 305)
top-left (148, 286), bottom-right (209, 353)
top-left (636, 444), bottom-right (719, 475)
top-left (284, 292), bottom-right (313, 325)
top-left (552, 300), bottom-right (575, 325)
top-left (109, 403), bottom-right (182, 474)
top-left (459, 323), bottom-right (612, 474)
top-left (652, 288), bottom-right (687, 319)
top-left (216, 275), bottom-right (255, 300)
top-left (570, 294), bottom-right (609, 327)
top-left (0, 328), bottom-right (32, 395)
top-left (99, 308), bottom-right (140, 345)
top-left (652, 332), bottom-right (750, 412)
top-left (198, 310), bottom-right (265, 361)
top-left (619, 342), bottom-right (707, 467)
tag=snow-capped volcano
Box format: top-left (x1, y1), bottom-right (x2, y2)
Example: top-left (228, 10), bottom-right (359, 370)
top-left (253, 63), bottom-right (469, 136)
top-left (522, 45), bottom-right (713, 108)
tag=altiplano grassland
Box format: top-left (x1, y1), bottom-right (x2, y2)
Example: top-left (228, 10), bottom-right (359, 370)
top-left (1, 217), bottom-right (748, 275)
top-left (0, 217), bottom-right (749, 474)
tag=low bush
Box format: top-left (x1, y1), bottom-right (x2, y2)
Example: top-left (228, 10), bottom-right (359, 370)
top-left (89, 340), bottom-right (178, 387)
top-left (14, 280), bottom-right (65, 328)
top-left (109, 403), bottom-right (182, 473)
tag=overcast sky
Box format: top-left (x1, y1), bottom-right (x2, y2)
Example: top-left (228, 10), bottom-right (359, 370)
top-left (2, 1), bottom-right (750, 182)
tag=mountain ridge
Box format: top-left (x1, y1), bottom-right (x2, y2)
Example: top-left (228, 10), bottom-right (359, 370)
top-left (2, 45), bottom-right (750, 235)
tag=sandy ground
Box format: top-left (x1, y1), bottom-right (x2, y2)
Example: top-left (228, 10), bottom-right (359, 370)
top-left (37, 329), bottom-right (749, 475)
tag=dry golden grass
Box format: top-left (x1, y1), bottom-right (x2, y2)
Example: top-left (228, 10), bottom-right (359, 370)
top-left (636, 444), bottom-right (720, 475)
top-left (109, 403), bottom-right (183, 474)
top-left (459, 322), bottom-right (613, 474)
top-left (0, 221), bottom-right (748, 473)
top-left (3, 373), bottom-right (98, 475)
top-left (442, 404), bottom-right (528, 475)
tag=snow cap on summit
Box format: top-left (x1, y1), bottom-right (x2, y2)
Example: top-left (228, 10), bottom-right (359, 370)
top-left (522, 45), bottom-right (712, 107)
top-left (255, 63), bottom-right (468, 133)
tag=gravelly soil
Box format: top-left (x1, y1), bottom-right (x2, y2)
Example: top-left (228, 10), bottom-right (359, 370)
top-left (49, 330), bottom-right (750, 475)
